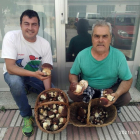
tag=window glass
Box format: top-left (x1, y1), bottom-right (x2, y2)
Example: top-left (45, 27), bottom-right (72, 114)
top-left (66, 2), bottom-right (140, 62)
top-left (0, 0), bottom-right (56, 62)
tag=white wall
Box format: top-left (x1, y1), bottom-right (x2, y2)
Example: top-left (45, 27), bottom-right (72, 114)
top-left (115, 5), bottom-right (126, 12)
top-left (86, 5), bottom-right (97, 13)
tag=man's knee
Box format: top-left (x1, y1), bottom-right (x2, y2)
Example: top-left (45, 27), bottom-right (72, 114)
top-left (4, 74), bottom-right (24, 89)
top-left (114, 91), bottom-right (131, 108)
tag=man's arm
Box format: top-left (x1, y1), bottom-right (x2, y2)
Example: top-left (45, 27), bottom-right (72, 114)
top-left (43, 77), bottom-right (51, 90)
top-left (115, 78), bottom-right (133, 97)
top-left (69, 72), bottom-right (79, 84)
top-left (5, 58), bottom-right (49, 81)
top-left (104, 78), bottom-right (133, 107)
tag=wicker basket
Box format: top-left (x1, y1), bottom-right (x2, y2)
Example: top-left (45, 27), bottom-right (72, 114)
top-left (35, 88), bottom-right (69, 109)
top-left (69, 98), bottom-right (117, 127)
top-left (69, 102), bottom-right (89, 127)
top-left (87, 98), bottom-right (117, 127)
top-left (34, 101), bottom-right (70, 134)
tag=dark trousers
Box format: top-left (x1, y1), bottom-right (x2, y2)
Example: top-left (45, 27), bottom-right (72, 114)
top-left (4, 72), bottom-right (54, 117)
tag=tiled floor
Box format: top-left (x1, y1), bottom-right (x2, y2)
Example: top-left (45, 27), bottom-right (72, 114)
top-left (0, 105), bottom-right (140, 140)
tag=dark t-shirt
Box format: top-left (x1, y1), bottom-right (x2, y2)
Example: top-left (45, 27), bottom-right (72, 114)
top-left (66, 33), bottom-right (92, 62)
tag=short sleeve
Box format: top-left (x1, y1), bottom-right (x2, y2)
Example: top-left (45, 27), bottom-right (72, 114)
top-left (1, 32), bottom-right (17, 60)
top-left (41, 41), bottom-right (53, 66)
top-left (118, 56), bottom-right (132, 80)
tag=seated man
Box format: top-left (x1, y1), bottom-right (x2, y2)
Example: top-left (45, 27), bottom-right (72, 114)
top-left (1, 10), bottom-right (53, 137)
top-left (68, 20), bottom-right (132, 113)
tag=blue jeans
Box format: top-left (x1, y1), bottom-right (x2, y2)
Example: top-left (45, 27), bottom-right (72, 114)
top-left (4, 72), bottom-right (54, 117)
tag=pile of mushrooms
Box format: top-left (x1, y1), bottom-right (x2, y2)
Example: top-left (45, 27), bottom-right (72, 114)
top-left (38, 91), bottom-right (66, 104)
top-left (76, 107), bottom-right (88, 123)
top-left (38, 104), bottom-right (67, 131)
top-left (89, 105), bottom-right (108, 125)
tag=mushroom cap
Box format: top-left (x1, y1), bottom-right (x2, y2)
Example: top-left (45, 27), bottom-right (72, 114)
top-left (99, 97), bottom-right (109, 106)
top-left (58, 105), bottom-right (67, 117)
top-left (42, 63), bottom-right (53, 70)
top-left (79, 80), bottom-right (88, 89)
top-left (78, 107), bottom-right (87, 118)
top-left (42, 68), bottom-right (51, 76)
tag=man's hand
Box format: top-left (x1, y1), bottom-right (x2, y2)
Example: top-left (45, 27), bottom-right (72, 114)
top-left (104, 92), bottom-right (119, 107)
top-left (34, 70), bottom-right (51, 81)
top-left (69, 82), bottom-right (78, 92)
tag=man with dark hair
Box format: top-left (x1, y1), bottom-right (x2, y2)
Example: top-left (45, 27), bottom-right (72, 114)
top-left (1, 9), bottom-right (53, 137)
top-left (68, 20), bottom-right (132, 113)
top-left (20, 9), bottom-right (40, 25)
top-left (66, 19), bottom-right (92, 62)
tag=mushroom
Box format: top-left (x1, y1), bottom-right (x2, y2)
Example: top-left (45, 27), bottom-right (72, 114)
top-left (106, 94), bottom-right (115, 102)
top-left (56, 113), bottom-right (61, 118)
top-left (78, 107), bottom-right (87, 118)
top-left (48, 104), bottom-right (56, 110)
top-left (58, 123), bottom-right (64, 128)
top-left (89, 116), bottom-right (94, 123)
top-left (48, 92), bottom-right (54, 97)
top-left (52, 118), bottom-right (59, 125)
top-left (51, 124), bottom-right (59, 131)
top-left (39, 108), bottom-right (44, 114)
top-left (48, 111), bottom-right (55, 118)
top-left (58, 95), bottom-right (65, 102)
top-left (38, 114), bottom-right (45, 121)
top-left (40, 93), bottom-right (47, 100)
top-left (52, 109), bottom-right (58, 114)
top-left (43, 122), bottom-right (50, 130)
top-left (45, 118), bottom-right (52, 125)
top-left (42, 68), bottom-right (51, 76)
top-left (53, 92), bottom-right (58, 97)
top-left (100, 97), bottom-right (109, 106)
top-left (75, 84), bottom-right (82, 93)
top-left (59, 117), bottom-right (67, 124)
top-left (43, 110), bottom-right (47, 116)
top-left (79, 80), bottom-right (88, 89)
top-left (58, 105), bottom-right (67, 117)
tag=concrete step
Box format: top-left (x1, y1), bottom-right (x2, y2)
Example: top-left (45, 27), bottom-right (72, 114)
top-left (0, 87), bottom-right (140, 109)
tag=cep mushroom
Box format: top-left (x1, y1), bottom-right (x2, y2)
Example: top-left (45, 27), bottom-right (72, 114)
top-left (100, 97), bottom-right (109, 106)
top-left (42, 68), bottom-right (51, 76)
top-left (58, 105), bottom-right (67, 117)
top-left (103, 90), bottom-right (115, 102)
top-left (79, 80), bottom-right (88, 89)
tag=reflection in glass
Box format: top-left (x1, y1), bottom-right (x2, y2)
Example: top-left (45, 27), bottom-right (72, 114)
top-left (66, 19), bottom-right (92, 62)
top-left (66, 3), bottom-right (140, 62)
top-left (106, 12), bottom-right (138, 60)
top-left (0, 0), bottom-right (56, 62)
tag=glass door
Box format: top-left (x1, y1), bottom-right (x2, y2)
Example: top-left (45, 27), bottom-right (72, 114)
top-left (62, 0), bottom-right (140, 89)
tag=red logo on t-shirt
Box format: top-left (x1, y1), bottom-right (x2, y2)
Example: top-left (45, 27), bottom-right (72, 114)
top-left (18, 54), bottom-right (24, 56)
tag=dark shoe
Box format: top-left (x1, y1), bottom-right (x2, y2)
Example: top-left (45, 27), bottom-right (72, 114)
top-left (117, 107), bottom-right (121, 114)
top-left (22, 116), bottom-right (34, 137)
